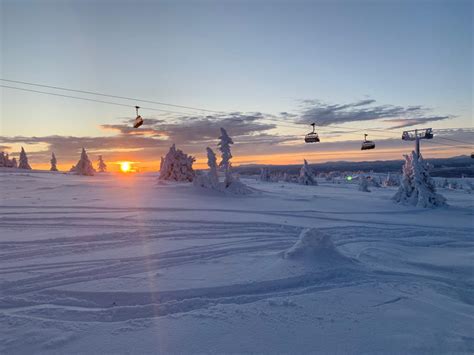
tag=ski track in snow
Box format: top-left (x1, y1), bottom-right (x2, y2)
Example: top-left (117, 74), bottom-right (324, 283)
top-left (1, 172), bottom-right (473, 353)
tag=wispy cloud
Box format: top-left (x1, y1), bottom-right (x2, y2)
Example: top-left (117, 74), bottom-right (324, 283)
top-left (297, 99), bottom-right (452, 128)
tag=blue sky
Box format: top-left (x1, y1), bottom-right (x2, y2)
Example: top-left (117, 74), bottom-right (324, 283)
top-left (1, 0), bottom-right (472, 169)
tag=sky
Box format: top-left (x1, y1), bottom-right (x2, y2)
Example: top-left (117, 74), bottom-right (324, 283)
top-left (0, 0), bottom-right (472, 171)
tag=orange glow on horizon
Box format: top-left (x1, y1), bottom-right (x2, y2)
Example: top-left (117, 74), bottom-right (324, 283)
top-left (19, 145), bottom-right (466, 173)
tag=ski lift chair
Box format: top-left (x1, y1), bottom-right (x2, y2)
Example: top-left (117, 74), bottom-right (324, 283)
top-left (361, 134), bottom-right (375, 150)
top-left (304, 123), bottom-right (320, 143)
top-left (133, 106), bottom-right (144, 128)
top-left (424, 128), bottom-right (434, 139)
top-left (360, 134), bottom-right (375, 150)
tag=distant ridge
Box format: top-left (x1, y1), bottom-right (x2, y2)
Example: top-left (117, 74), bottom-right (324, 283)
top-left (232, 155), bottom-right (473, 178)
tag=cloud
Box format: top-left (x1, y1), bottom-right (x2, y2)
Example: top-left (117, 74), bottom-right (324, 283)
top-left (384, 116), bottom-right (454, 129)
top-left (101, 112), bottom-right (277, 144)
top-left (297, 99), bottom-right (452, 127)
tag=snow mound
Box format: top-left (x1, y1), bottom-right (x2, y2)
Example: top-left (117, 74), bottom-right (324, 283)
top-left (223, 178), bottom-right (255, 195)
top-left (283, 229), bottom-right (338, 259)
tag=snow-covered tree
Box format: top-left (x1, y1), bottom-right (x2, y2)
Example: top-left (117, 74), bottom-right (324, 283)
top-left (18, 147), bottom-right (31, 170)
top-left (298, 159), bottom-right (317, 185)
top-left (392, 151), bottom-right (447, 208)
top-left (206, 147), bottom-right (219, 187)
top-left (282, 172), bottom-right (292, 183)
top-left (97, 155), bottom-right (107, 173)
top-left (448, 180), bottom-right (458, 190)
top-left (159, 144), bottom-right (195, 182)
top-left (50, 153), bottom-right (58, 171)
top-left (441, 178), bottom-right (449, 188)
top-left (260, 167), bottom-right (271, 182)
top-left (358, 176), bottom-right (371, 192)
top-left (368, 176), bottom-right (380, 188)
top-left (11, 157), bottom-right (17, 168)
top-left (383, 172), bottom-right (398, 187)
top-left (70, 148), bottom-right (96, 176)
top-left (194, 147), bottom-right (219, 189)
top-left (218, 128), bottom-right (234, 187)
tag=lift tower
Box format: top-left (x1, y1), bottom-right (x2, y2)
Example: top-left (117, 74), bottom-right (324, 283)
top-left (402, 128), bottom-right (434, 156)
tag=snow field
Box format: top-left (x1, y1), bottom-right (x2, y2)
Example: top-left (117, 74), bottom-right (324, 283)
top-left (1, 171), bottom-right (473, 353)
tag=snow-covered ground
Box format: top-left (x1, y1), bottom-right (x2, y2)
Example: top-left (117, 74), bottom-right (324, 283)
top-left (1, 170), bottom-right (473, 353)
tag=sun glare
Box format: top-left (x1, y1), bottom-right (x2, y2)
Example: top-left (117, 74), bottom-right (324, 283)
top-left (120, 162), bottom-right (131, 173)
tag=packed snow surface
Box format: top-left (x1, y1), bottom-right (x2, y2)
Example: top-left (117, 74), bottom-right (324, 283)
top-left (1, 170), bottom-right (473, 353)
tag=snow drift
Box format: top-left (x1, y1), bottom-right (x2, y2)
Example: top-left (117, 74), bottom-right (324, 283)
top-left (283, 229), bottom-right (341, 260)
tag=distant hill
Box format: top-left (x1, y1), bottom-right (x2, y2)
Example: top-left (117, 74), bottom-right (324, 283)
top-left (233, 155), bottom-right (474, 178)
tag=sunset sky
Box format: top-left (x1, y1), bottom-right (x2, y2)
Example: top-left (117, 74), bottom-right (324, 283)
top-left (1, 0), bottom-right (472, 172)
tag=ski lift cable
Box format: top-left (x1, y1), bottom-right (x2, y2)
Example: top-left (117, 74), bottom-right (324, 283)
top-left (0, 84), bottom-right (397, 136)
top-left (2, 79), bottom-right (472, 142)
top-left (0, 85), bottom-right (199, 115)
top-left (0, 78), bottom-right (223, 114)
top-left (437, 136), bottom-right (473, 146)
top-left (424, 140), bottom-right (472, 149)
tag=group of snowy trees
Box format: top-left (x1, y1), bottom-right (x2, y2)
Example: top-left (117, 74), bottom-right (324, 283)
top-left (0, 146), bottom-right (108, 175)
top-left (69, 149), bottom-right (108, 176)
top-left (186, 128), bottom-right (252, 194)
top-left (0, 151), bottom-right (18, 168)
top-left (0, 147), bottom-right (31, 169)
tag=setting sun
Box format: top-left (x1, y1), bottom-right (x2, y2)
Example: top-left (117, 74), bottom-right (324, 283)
top-left (120, 161), bottom-right (131, 173)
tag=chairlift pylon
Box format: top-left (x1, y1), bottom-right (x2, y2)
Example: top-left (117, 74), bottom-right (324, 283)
top-left (304, 123), bottom-right (320, 143)
top-left (402, 128), bottom-right (433, 141)
top-left (133, 106), bottom-right (144, 128)
top-left (361, 133), bottom-right (375, 150)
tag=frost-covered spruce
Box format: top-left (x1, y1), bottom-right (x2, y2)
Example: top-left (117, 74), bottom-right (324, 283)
top-left (298, 159), bottom-right (317, 185)
top-left (18, 147), bottom-right (32, 170)
top-left (206, 147), bottom-right (219, 187)
top-left (97, 155), bottom-right (107, 173)
top-left (159, 144), bottom-right (195, 182)
top-left (194, 147), bottom-right (219, 189)
top-left (392, 151), bottom-right (447, 208)
top-left (50, 153), bottom-right (58, 171)
top-left (70, 148), bottom-right (96, 176)
top-left (260, 167), bottom-right (271, 182)
top-left (358, 176), bottom-right (371, 192)
top-left (10, 157), bottom-right (17, 168)
top-left (218, 127), bottom-right (234, 187)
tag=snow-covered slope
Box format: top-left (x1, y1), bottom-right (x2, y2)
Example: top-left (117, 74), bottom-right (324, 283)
top-left (1, 171), bottom-right (473, 353)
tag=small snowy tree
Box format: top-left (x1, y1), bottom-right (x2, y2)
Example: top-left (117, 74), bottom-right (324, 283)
top-left (282, 172), bottom-right (292, 183)
top-left (159, 144), bottom-right (195, 182)
top-left (298, 159), bottom-right (317, 185)
top-left (50, 153), bottom-right (58, 171)
top-left (194, 147), bottom-right (219, 189)
top-left (18, 147), bottom-right (31, 170)
top-left (218, 128), bottom-right (234, 187)
top-left (392, 151), bottom-right (447, 208)
top-left (205, 147), bottom-right (219, 187)
top-left (383, 172), bottom-right (399, 187)
top-left (70, 148), bottom-right (96, 176)
top-left (441, 178), bottom-right (449, 188)
top-left (11, 157), bottom-right (17, 168)
top-left (0, 152), bottom-right (5, 167)
top-left (260, 167), bottom-right (271, 182)
top-left (97, 155), bottom-right (107, 173)
top-left (358, 176), bottom-right (371, 192)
